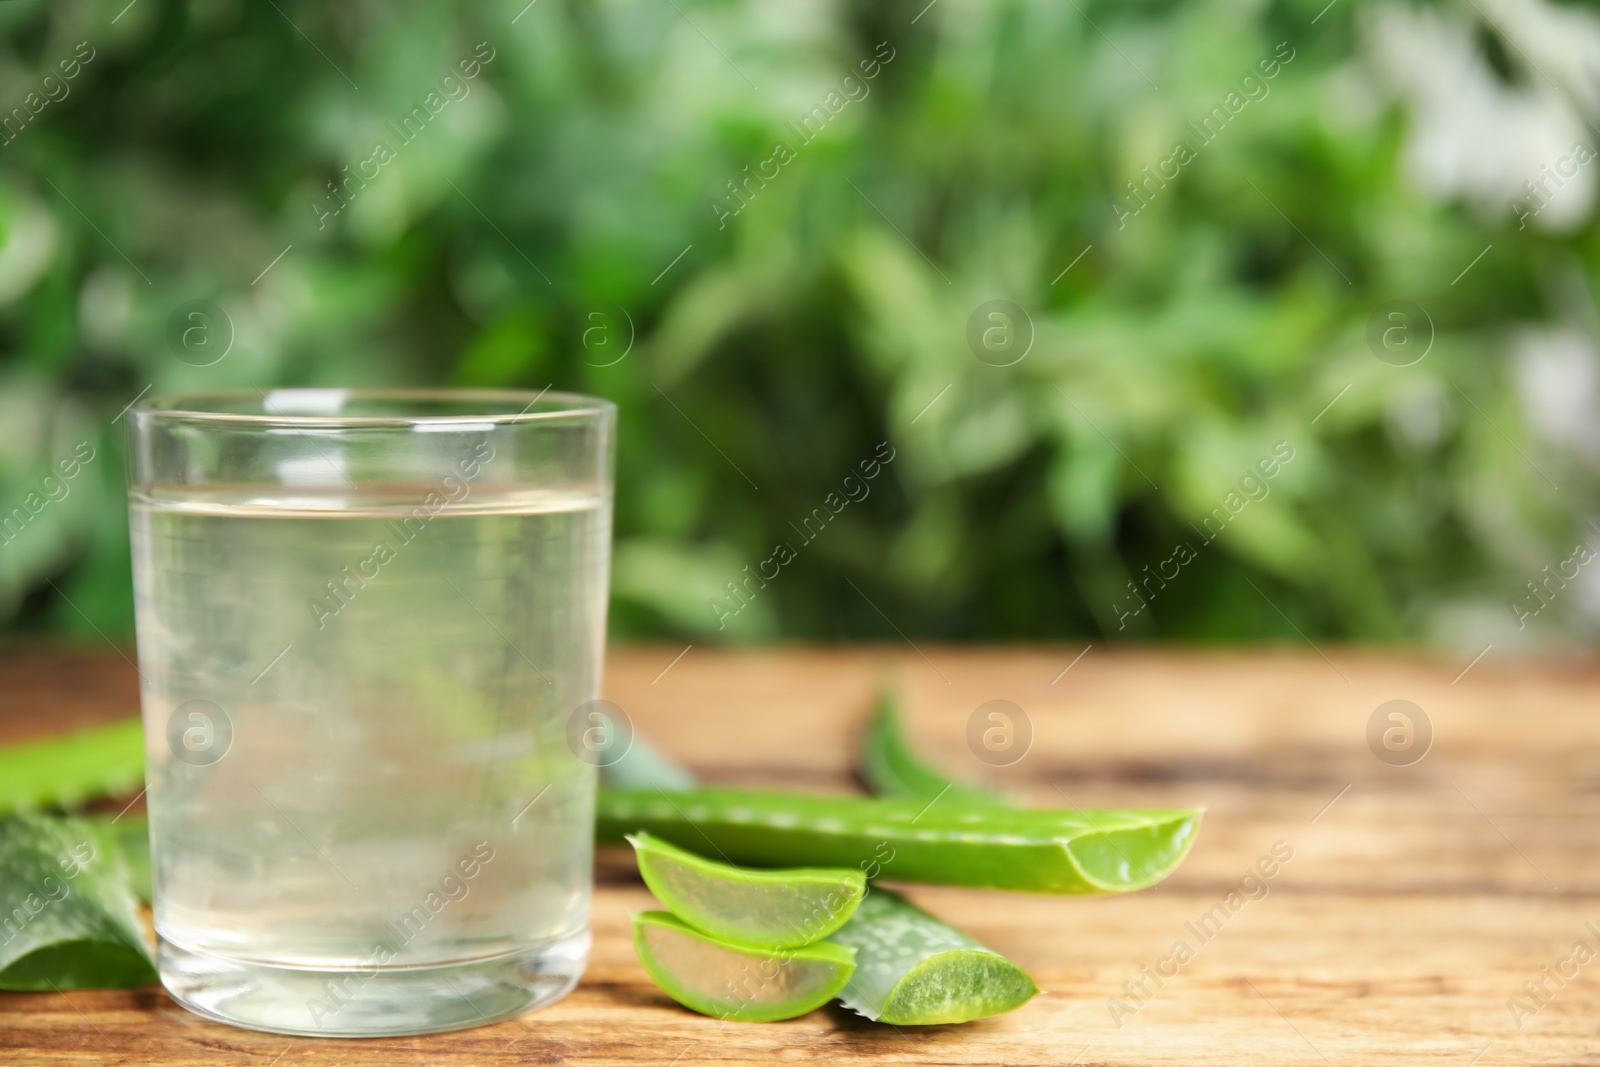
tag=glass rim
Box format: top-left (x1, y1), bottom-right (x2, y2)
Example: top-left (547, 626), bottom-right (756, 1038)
top-left (131, 388), bottom-right (614, 427)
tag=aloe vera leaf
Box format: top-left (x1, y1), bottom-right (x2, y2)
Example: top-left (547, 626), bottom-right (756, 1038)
top-left (0, 814), bottom-right (157, 990)
top-left (0, 728), bottom-right (1200, 893)
top-left (598, 788), bottom-right (1202, 894)
top-left (632, 910), bottom-right (856, 1021)
top-left (858, 689), bottom-right (1008, 806)
top-left (102, 815), bottom-right (151, 904)
top-left (602, 730), bottom-right (698, 791)
top-left (829, 887), bottom-right (1038, 1024)
top-left (629, 831), bottom-right (864, 950)
top-left (0, 718), bottom-right (144, 818)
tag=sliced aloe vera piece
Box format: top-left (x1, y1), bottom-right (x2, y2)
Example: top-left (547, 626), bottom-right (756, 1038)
top-left (598, 788), bottom-right (1201, 894)
top-left (0, 814), bottom-right (156, 990)
top-left (830, 888), bottom-right (1037, 1024)
top-left (633, 910), bottom-right (856, 1021)
top-left (0, 718), bottom-right (144, 818)
top-left (629, 831), bottom-right (864, 950)
top-left (859, 689), bottom-right (1008, 806)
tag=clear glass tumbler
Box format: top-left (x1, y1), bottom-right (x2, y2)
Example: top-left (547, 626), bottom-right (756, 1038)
top-left (125, 390), bottom-right (614, 1037)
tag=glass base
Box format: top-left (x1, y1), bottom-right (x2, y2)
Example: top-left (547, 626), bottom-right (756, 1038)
top-left (157, 930), bottom-right (589, 1038)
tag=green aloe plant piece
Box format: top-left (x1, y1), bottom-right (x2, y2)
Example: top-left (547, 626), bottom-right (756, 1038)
top-left (632, 910), bottom-right (856, 1021)
top-left (0, 814), bottom-right (156, 990)
top-left (598, 788), bottom-right (1201, 894)
top-left (0, 718), bottom-right (144, 818)
top-left (0, 719), bottom-right (1200, 892)
top-left (601, 730), bottom-right (698, 791)
top-left (628, 830), bottom-right (864, 950)
top-left (829, 887), bottom-right (1038, 1025)
top-left (858, 688), bottom-right (1008, 806)
top-left (101, 814), bottom-right (151, 904)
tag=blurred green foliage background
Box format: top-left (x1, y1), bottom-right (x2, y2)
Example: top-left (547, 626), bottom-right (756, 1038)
top-left (2, 0), bottom-right (1598, 649)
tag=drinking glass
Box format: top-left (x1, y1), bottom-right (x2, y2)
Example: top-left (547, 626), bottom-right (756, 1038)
top-left (125, 389), bottom-right (614, 1036)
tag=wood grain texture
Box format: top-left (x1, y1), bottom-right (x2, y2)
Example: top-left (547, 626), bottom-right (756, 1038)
top-left (2, 644), bottom-right (1597, 1065)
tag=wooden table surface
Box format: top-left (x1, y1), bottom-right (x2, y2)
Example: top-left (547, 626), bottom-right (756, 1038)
top-left (2, 644), bottom-right (1598, 1065)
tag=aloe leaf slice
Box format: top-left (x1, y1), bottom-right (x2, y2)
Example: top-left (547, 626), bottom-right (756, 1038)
top-left (629, 831), bottom-right (864, 950)
top-left (599, 788), bottom-right (1201, 894)
top-left (0, 814), bottom-right (157, 990)
top-left (859, 689), bottom-right (1008, 806)
top-left (829, 888), bottom-right (1038, 1024)
top-left (0, 718), bottom-right (144, 818)
top-left (633, 910), bottom-right (856, 1021)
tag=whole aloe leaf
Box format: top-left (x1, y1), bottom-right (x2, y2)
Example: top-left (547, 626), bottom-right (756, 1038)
top-left (597, 788), bottom-right (1201, 894)
top-left (0, 720), bottom-right (1201, 894)
top-left (829, 887), bottom-right (1037, 1024)
top-left (0, 814), bottom-right (156, 990)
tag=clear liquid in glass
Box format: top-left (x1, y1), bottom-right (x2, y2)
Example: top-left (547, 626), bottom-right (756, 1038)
top-left (129, 483), bottom-right (609, 1036)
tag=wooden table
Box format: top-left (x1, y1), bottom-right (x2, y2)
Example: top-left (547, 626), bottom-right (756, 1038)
top-left (3, 644), bottom-right (1597, 1065)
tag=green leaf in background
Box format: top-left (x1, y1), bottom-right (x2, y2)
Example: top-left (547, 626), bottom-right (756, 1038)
top-left (598, 788), bottom-right (1202, 894)
top-left (0, 719), bottom-right (144, 818)
top-left (828, 887), bottom-right (1038, 1025)
top-left (857, 688), bottom-right (1009, 807)
top-left (0, 814), bottom-right (156, 990)
top-left (1, 0), bottom-right (1594, 648)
